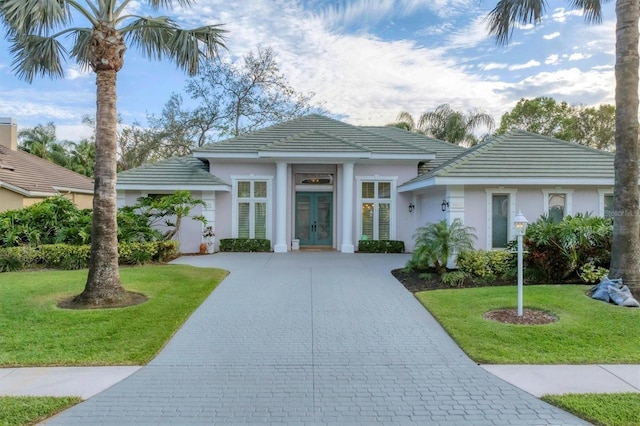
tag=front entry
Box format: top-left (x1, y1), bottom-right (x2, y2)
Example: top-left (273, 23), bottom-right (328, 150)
top-left (295, 192), bottom-right (332, 246)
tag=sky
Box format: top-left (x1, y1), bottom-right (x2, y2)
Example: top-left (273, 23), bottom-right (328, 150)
top-left (0, 0), bottom-right (617, 142)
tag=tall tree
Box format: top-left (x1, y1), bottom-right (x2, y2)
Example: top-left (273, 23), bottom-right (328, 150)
top-left (486, 0), bottom-right (640, 298)
top-left (18, 122), bottom-right (58, 158)
top-left (498, 97), bottom-right (616, 151)
top-left (393, 105), bottom-right (495, 146)
top-left (0, 0), bottom-right (226, 307)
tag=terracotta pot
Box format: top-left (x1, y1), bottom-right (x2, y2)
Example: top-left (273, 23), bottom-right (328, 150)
top-left (199, 243), bottom-right (207, 254)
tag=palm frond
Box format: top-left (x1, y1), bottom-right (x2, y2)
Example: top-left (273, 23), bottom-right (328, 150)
top-left (1, 0), bottom-right (71, 35)
top-left (166, 25), bottom-right (227, 76)
top-left (9, 33), bottom-right (67, 82)
top-left (145, 0), bottom-right (195, 11)
top-left (570, 0), bottom-right (608, 23)
top-left (485, 0), bottom-right (546, 46)
top-left (122, 16), bottom-right (178, 61)
top-left (68, 28), bottom-right (93, 70)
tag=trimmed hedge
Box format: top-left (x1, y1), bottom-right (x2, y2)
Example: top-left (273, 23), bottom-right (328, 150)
top-left (0, 241), bottom-right (178, 272)
top-left (358, 240), bottom-right (405, 253)
top-left (219, 238), bottom-right (271, 252)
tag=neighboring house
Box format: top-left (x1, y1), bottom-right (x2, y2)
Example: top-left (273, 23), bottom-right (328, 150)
top-left (0, 118), bottom-right (94, 212)
top-left (116, 114), bottom-right (616, 253)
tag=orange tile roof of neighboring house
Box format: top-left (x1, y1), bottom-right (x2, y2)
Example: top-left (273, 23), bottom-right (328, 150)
top-left (0, 145), bottom-right (94, 196)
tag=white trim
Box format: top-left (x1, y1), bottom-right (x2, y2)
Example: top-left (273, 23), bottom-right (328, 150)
top-left (356, 176), bottom-right (398, 241)
top-left (231, 176), bottom-right (274, 240)
top-left (542, 188), bottom-right (574, 218)
top-left (485, 188), bottom-right (518, 250)
top-left (274, 162), bottom-right (288, 253)
top-left (341, 163), bottom-right (355, 253)
top-left (597, 188), bottom-right (614, 218)
top-left (400, 177), bottom-right (618, 191)
top-left (294, 184), bottom-right (333, 192)
top-left (53, 186), bottom-right (94, 195)
top-left (0, 181), bottom-right (57, 197)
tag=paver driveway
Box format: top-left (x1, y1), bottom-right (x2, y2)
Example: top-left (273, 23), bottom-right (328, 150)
top-left (45, 252), bottom-right (587, 425)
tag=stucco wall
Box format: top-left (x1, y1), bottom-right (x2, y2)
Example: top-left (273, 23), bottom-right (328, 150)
top-left (0, 187), bottom-right (26, 212)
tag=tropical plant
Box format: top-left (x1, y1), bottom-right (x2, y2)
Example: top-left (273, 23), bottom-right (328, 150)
top-left (134, 190), bottom-right (207, 240)
top-left (485, 0), bottom-right (640, 298)
top-left (523, 213), bottom-right (612, 282)
top-left (409, 219), bottom-right (476, 274)
top-left (394, 105), bottom-right (495, 146)
top-left (0, 0), bottom-right (226, 306)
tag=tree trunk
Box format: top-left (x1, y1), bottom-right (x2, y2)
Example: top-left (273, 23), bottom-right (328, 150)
top-left (610, 0), bottom-right (640, 299)
top-left (75, 68), bottom-right (126, 305)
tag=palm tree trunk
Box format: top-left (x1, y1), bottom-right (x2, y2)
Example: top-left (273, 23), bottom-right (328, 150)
top-left (76, 69), bottom-right (125, 305)
top-left (610, 0), bottom-right (640, 298)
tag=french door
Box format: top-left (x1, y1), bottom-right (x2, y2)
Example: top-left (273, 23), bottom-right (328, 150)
top-left (295, 192), bottom-right (332, 246)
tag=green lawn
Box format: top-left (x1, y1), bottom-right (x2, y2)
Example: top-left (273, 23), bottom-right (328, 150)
top-left (541, 393), bottom-right (640, 426)
top-left (0, 265), bottom-right (227, 366)
top-left (415, 284), bottom-right (640, 364)
top-left (0, 396), bottom-right (82, 426)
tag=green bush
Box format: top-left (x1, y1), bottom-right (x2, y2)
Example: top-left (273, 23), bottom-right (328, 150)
top-left (524, 213), bottom-right (612, 282)
top-left (441, 270), bottom-right (468, 287)
top-left (219, 238), bottom-right (271, 252)
top-left (0, 241), bottom-right (179, 272)
top-left (408, 219), bottom-right (476, 274)
top-left (357, 240), bottom-right (405, 253)
top-left (457, 249), bottom-right (514, 280)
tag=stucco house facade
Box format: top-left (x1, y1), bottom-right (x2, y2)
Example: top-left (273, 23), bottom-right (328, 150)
top-left (0, 118), bottom-right (94, 212)
top-left (116, 114), bottom-right (616, 254)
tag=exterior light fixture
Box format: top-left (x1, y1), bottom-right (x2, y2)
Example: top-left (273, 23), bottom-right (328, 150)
top-left (514, 210), bottom-right (529, 317)
top-left (408, 203), bottom-right (415, 213)
top-left (441, 200), bottom-right (449, 211)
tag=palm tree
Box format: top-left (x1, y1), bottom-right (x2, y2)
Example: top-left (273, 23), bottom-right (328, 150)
top-left (18, 122), bottom-right (58, 159)
top-left (1, 0), bottom-right (225, 307)
top-left (418, 104), bottom-right (495, 146)
top-left (485, 0), bottom-right (640, 298)
top-left (392, 106), bottom-right (495, 146)
top-left (410, 219), bottom-right (476, 274)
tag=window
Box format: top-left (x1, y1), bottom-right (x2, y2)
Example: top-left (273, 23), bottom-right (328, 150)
top-left (485, 188), bottom-right (517, 250)
top-left (542, 189), bottom-right (573, 223)
top-left (357, 179), bottom-right (395, 240)
top-left (598, 189), bottom-right (614, 218)
top-left (232, 178), bottom-right (271, 239)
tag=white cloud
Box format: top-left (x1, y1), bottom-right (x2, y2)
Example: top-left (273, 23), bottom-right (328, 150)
top-left (543, 32), bottom-right (560, 40)
top-left (568, 53), bottom-right (591, 61)
top-left (447, 16), bottom-right (491, 49)
top-left (551, 8), bottom-right (583, 23)
top-left (545, 54), bottom-right (560, 65)
top-left (509, 60), bottom-right (541, 71)
top-left (66, 66), bottom-right (91, 80)
top-left (56, 124), bottom-right (94, 141)
top-left (481, 63), bottom-right (508, 71)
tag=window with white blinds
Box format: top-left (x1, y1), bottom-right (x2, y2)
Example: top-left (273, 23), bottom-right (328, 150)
top-left (358, 180), bottom-right (394, 240)
top-left (233, 178), bottom-right (270, 239)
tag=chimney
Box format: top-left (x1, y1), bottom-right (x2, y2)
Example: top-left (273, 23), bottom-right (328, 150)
top-left (0, 118), bottom-right (17, 151)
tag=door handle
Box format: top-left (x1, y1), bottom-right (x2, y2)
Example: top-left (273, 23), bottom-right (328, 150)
top-left (312, 221), bottom-right (317, 232)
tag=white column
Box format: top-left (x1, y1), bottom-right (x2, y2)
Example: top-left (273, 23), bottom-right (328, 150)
top-left (274, 162), bottom-right (288, 253)
top-left (341, 162), bottom-right (355, 253)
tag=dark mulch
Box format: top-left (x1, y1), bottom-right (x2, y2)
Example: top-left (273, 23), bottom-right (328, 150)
top-left (391, 268), bottom-right (560, 325)
top-left (391, 268), bottom-right (515, 293)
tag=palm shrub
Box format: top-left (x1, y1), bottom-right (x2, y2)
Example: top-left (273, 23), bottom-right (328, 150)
top-left (524, 213), bottom-right (612, 282)
top-left (408, 219), bottom-right (476, 274)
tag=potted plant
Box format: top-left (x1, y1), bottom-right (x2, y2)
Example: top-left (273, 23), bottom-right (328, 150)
top-left (202, 226), bottom-right (215, 253)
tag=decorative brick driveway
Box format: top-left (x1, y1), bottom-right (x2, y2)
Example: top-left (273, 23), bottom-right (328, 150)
top-left (45, 252), bottom-right (587, 425)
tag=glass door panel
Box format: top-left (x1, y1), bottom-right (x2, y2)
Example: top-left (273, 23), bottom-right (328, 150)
top-left (492, 194), bottom-right (508, 248)
top-left (296, 192), bottom-right (332, 246)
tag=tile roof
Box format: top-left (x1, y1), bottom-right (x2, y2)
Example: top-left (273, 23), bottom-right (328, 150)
top-left (117, 157), bottom-right (229, 189)
top-left (0, 145), bottom-right (93, 195)
top-left (401, 130), bottom-right (615, 188)
top-left (194, 114), bottom-right (436, 158)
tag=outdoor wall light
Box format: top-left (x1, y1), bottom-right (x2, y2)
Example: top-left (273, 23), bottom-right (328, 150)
top-left (441, 200), bottom-right (449, 211)
top-left (408, 203), bottom-right (415, 213)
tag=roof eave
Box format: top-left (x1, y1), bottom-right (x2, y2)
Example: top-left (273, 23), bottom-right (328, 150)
top-left (0, 181), bottom-right (58, 197)
top-left (116, 184), bottom-right (231, 192)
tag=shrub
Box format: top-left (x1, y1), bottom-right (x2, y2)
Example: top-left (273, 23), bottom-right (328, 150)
top-left (358, 240), bottom-right (405, 253)
top-left (219, 238), bottom-right (271, 252)
top-left (457, 249), bottom-right (514, 281)
top-left (524, 213), bottom-right (612, 282)
top-left (441, 270), bottom-right (468, 287)
top-left (0, 252), bottom-right (22, 272)
top-left (39, 244), bottom-right (91, 270)
top-left (409, 219), bottom-right (476, 274)
top-left (578, 262), bottom-right (609, 284)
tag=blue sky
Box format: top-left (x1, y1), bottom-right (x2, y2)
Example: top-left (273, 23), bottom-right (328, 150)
top-left (0, 0), bottom-right (616, 141)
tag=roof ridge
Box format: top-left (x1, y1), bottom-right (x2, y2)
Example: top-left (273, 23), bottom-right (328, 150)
top-left (508, 129), bottom-right (615, 156)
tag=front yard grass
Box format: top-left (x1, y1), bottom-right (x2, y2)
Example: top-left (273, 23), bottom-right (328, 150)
top-left (541, 393), bottom-right (640, 426)
top-left (415, 284), bottom-right (640, 364)
top-left (0, 265), bottom-right (227, 366)
top-left (0, 396), bottom-right (82, 426)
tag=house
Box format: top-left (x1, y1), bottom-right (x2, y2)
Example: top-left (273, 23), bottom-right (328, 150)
top-left (0, 118), bottom-right (94, 212)
top-left (116, 114), bottom-right (616, 253)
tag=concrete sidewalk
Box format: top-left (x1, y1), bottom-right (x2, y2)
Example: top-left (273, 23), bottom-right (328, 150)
top-left (0, 364), bottom-right (637, 399)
